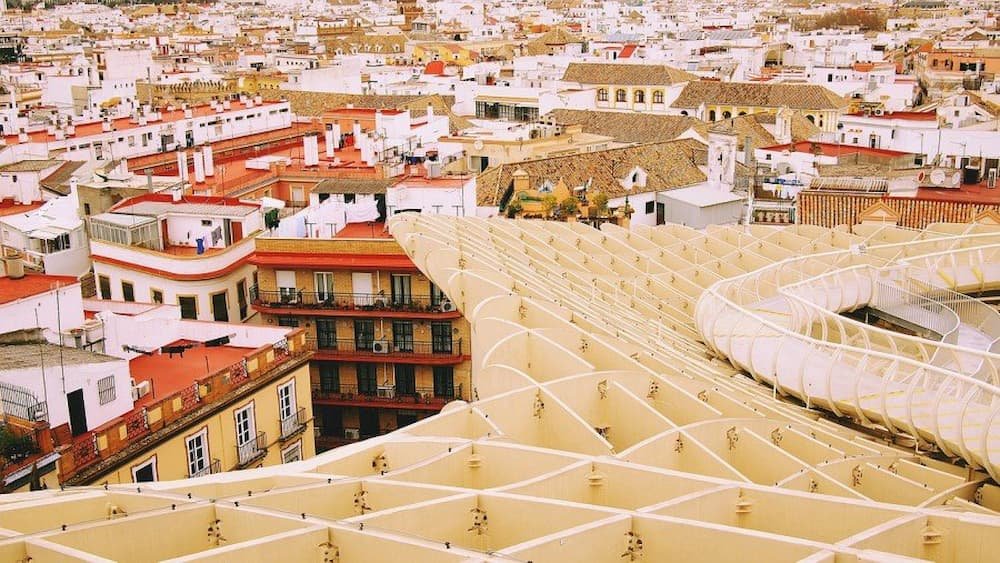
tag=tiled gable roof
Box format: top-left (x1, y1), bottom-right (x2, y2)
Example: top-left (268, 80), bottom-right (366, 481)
top-left (671, 81), bottom-right (849, 111)
top-left (545, 109), bottom-right (701, 144)
top-left (476, 139), bottom-right (708, 207)
top-left (561, 63), bottom-right (698, 86)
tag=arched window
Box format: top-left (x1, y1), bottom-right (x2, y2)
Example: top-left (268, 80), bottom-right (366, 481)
top-left (634, 90), bottom-right (645, 103)
top-left (806, 115), bottom-right (816, 124)
top-left (680, 110), bottom-right (688, 116)
top-left (708, 110), bottom-right (717, 121)
top-left (722, 111), bottom-right (732, 119)
top-left (615, 89), bottom-right (627, 103)
top-left (738, 111), bottom-right (747, 116)
top-left (597, 88), bottom-right (608, 102)
top-left (652, 90), bottom-right (664, 104)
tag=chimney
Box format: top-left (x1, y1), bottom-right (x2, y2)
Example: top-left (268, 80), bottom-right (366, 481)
top-left (102, 119), bottom-right (112, 132)
top-left (66, 124), bottom-right (76, 136)
top-left (352, 119), bottom-right (362, 140)
top-left (177, 150), bottom-right (189, 181)
top-left (254, 95), bottom-right (263, 105)
top-left (203, 145), bottom-right (214, 176)
top-left (511, 168), bottom-right (530, 193)
top-left (324, 125), bottom-right (336, 157)
top-left (2, 247), bottom-right (25, 280)
top-left (172, 186), bottom-right (182, 202)
top-left (707, 131), bottom-right (737, 192)
top-left (193, 149), bottom-right (206, 183)
top-left (119, 157), bottom-right (129, 175)
top-left (222, 99), bottom-right (231, 110)
top-left (184, 107), bottom-right (193, 119)
top-left (427, 103), bottom-right (434, 119)
top-left (775, 108), bottom-right (792, 145)
top-left (303, 133), bottom-right (320, 166)
top-left (17, 130), bottom-right (27, 143)
top-left (69, 177), bottom-right (79, 199)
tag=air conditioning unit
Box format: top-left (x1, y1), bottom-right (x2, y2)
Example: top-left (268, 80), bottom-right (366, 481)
top-left (131, 380), bottom-right (152, 401)
top-left (372, 339), bottom-right (390, 354)
top-left (440, 300), bottom-right (457, 312)
top-left (344, 428), bottom-right (360, 440)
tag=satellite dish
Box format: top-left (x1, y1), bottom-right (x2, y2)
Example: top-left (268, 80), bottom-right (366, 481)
top-left (930, 169), bottom-right (945, 185)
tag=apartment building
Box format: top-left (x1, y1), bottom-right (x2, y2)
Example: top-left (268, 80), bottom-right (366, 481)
top-left (250, 220), bottom-right (471, 452)
top-left (0, 254), bottom-right (314, 489)
top-left (56, 311), bottom-right (314, 487)
top-left (88, 193), bottom-right (261, 323)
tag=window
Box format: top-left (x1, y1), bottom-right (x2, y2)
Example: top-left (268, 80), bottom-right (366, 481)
top-left (83, 203), bottom-right (91, 215)
top-left (314, 272), bottom-right (334, 302)
top-left (708, 110), bottom-right (717, 121)
top-left (185, 429), bottom-right (209, 477)
top-left (645, 201), bottom-right (655, 214)
top-left (315, 319), bottom-right (337, 349)
top-left (178, 296), bottom-right (197, 319)
top-left (652, 90), bottom-right (664, 104)
top-left (722, 111), bottom-right (732, 119)
top-left (319, 363), bottom-right (339, 393)
top-left (277, 316), bottom-right (299, 327)
top-left (634, 90), bottom-right (645, 103)
top-left (354, 319), bottom-right (375, 350)
top-left (236, 279), bottom-right (248, 319)
top-left (615, 89), bottom-right (627, 102)
top-left (597, 88), bottom-right (608, 102)
top-left (281, 440), bottom-right (302, 463)
top-left (390, 274), bottom-right (412, 305)
top-left (433, 366), bottom-right (455, 398)
top-left (234, 403), bottom-right (256, 446)
top-left (393, 321), bottom-right (414, 352)
top-left (276, 270), bottom-right (297, 302)
top-left (431, 322), bottom-right (453, 354)
top-left (357, 363), bottom-right (377, 395)
top-left (278, 379), bottom-right (296, 422)
top-left (131, 456), bottom-right (157, 483)
top-left (430, 282), bottom-right (447, 307)
top-left (97, 375), bottom-right (116, 405)
top-left (394, 364), bottom-right (416, 396)
top-left (98, 275), bottom-right (111, 300)
top-left (211, 291), bottom-right (229, 322)
top-left (151, 289), bottom-right (163, 304)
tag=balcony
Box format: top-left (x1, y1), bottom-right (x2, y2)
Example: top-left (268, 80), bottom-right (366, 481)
top-left (188, 458), bottom-right (221, 479)
top-left (312, 383), bottom-right (460, 411)
top-left (235, 431), bottom-right (267, 469)
top-left (279, 407), bottom-right (308, 441)
top-left (306, 337), bottom-right (466, 365)
top-left (250, 286), bottom-right (461, 319)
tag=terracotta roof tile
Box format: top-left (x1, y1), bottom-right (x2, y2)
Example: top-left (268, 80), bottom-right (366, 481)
top-left (561, 63), bottom-right (698, 86)
top-left (476, 139), bottom-right (708, 207)
top-left (671, 81), bottom-right (849, 110)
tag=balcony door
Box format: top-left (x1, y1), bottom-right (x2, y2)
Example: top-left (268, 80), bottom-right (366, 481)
top-left (316, 319), bottom-right (337, 349)
top-left (354, 319), bottom-right (375, 351)
top-left (394, 364), bottom-right (416, 396)
top-left (431, 322), bottom-right (453, 354)
top-left (315, 272), bottom-right (334, 303)
top-left (357, 363), bottom-right (377, 396)
top-left (390, 274), bottom-right (412, 306)
top-left (234, 404), bottom-right (256, 447)
top-left (276, 270), bottom-right (297, 303)
top-left (351, 272), bottom-right (373, 306)
top-left (392, 321), bottom-right (414, 352)
top-left (359, 408), bottom-right (379, 439)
